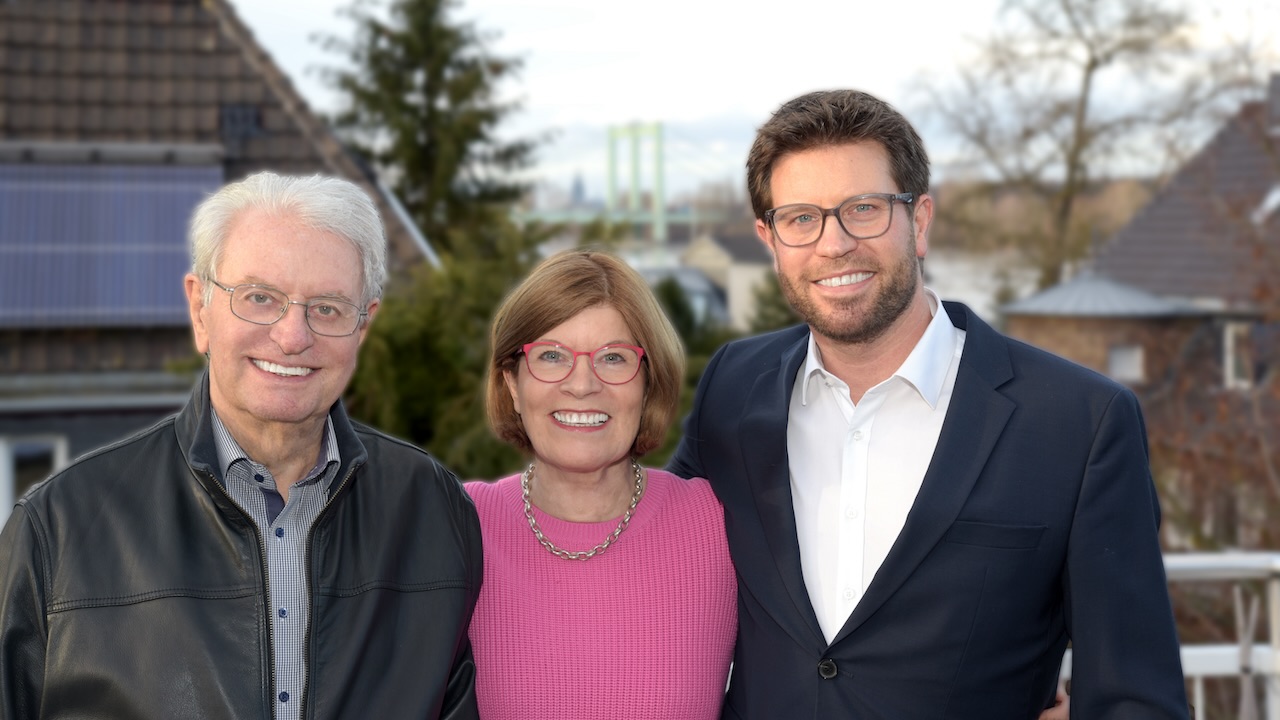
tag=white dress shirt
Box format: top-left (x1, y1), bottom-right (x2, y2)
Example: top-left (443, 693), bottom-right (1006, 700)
top-left (787, 289), bottom-right (966, 644)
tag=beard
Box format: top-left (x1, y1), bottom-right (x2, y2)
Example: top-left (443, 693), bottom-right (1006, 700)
top-left (777, 243), bottom-right (921, 346)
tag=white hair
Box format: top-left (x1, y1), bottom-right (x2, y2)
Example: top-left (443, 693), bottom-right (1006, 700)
top-left (189, 171), bottom-right (388, 308)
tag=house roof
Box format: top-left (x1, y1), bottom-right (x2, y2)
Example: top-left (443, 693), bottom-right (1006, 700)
top-left (1091, 79), bottom-right (1280, 312)
top-left (1002, 272), bottom-right (1203, 317)
top-left (0, 0), bottom-right (434, 276)
top-left (716, 232), bottom-right (771, 264)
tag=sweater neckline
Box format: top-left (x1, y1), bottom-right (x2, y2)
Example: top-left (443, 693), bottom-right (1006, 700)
top-left (501, 467), bottom-right (671, 550)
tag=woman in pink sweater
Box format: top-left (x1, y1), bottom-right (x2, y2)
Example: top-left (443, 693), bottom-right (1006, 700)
top-left (465, 249), bottom-right (737, 719)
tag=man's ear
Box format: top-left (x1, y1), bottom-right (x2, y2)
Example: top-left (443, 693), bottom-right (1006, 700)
top-left (755, 219), bottom-right (782, 275)
top-left (754, 218), bottom-right (776, 258)
top-left (356, 299), bottom-right (380, 344)
top-left (184, 273), bottom-right (210, 354)
top-left (912, 193), bottom-right (934, 260)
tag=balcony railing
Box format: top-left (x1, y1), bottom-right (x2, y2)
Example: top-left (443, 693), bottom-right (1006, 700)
top-left (1060, 552), bottom-right (1280, 720)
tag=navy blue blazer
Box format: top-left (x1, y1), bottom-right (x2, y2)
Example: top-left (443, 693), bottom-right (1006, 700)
top-left (668, 301), bottom-right (1188, 720)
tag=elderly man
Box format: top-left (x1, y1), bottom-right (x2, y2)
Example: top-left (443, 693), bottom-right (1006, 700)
top-left (0, 172), bottom-right (482, 719)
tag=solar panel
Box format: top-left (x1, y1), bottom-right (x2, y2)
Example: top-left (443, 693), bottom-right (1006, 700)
top-left (0, 163), bottom-right (223, 328)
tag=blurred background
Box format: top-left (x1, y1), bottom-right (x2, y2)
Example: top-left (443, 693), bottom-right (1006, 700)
top-left (1, 1), bottom-right (1278, 715)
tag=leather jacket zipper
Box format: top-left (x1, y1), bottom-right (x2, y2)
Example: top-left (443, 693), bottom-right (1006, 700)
top-left (297, 460), bottom-right (361, 720)
top-left (198, 468), bottom-right (279, 720)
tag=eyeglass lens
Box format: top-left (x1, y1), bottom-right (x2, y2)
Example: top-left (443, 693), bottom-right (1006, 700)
top-left (771, 194), bottom-right (898, 246)
top-left (523, 343), bottom-right (642, 384)
top-left (228, 284), bottom-right (362, 337)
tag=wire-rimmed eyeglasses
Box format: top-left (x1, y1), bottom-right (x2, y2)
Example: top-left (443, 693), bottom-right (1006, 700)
top-left (764, 192), bottom-right (915, 247)
top-left (519, 342), bottom-right (646, 385)
top-left (209, 279), bottom-right (368, 337)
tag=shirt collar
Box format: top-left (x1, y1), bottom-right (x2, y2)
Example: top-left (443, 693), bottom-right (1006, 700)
top-left (210, 410), bottom-right (340, 489)
top-left (799, 287), bottom-right (959, 408)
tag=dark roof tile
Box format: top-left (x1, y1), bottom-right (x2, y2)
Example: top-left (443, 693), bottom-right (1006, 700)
top-left (1, 0), bottom-right (435, 288)
top-left (1094, 99), bottom-right (1280, 311)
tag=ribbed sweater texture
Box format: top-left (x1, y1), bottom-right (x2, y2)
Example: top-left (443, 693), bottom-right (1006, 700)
top-left (465, 468), bottom-right (737, 720)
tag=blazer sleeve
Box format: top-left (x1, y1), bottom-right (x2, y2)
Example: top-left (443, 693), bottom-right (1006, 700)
top-left (667, 341), bottom-right (731, 481)
top-left (1065, 387), bottom-right (1189, 719)
top-left (0, 504), bottom-right (49, 719)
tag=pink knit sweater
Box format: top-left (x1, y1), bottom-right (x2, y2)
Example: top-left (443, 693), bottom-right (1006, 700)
top-left (464, 468), bottom-right (737, 720)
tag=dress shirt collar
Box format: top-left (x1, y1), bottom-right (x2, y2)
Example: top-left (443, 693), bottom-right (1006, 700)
top-left (210, 410), bottom-right (340, 491)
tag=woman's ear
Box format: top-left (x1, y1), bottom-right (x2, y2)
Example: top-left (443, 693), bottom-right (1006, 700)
top-left (503, 368), bottom-right (521, 414)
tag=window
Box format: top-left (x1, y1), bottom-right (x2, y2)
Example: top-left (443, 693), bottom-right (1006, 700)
top-left (0, 435), bottom-right (69, 524)
top-left (1223, 322), bottom-right (1255, 390)
top-left (219, 104), bottom-right (263, 139)
top-left (1107, 344), bottom-right (1145, 384)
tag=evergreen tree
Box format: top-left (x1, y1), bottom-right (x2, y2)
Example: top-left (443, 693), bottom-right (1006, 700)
top-left (323, 0), bottom-right (539, 255)
top-left (323, 0), bottom-right (557, 478)
top-left (652, 276), bottom-right (697, 344)
top-left (749, 273), bottom-right (801, 334)
top-left (346, 216), bottom-right (556, 479)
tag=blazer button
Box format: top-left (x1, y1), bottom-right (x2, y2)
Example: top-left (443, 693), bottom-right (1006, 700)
top-left (817, 658), bottom-right (838, 679)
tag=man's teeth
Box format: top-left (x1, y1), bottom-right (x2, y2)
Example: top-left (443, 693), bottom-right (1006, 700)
top-left (553, 411), bottom-right (609, 427)
top-left (817, 271), bottom-right (873, 287)
top-left (254, 360), bottom-right (313, 377)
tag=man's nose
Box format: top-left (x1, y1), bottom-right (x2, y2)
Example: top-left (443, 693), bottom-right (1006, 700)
top-left (270, 302), bottom-right (316, 354)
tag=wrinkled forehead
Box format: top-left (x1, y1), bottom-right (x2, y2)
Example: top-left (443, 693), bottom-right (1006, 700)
top-left (216, 210), bottom-right (364, 297)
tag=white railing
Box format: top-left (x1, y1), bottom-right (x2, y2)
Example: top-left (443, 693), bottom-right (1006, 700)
top-left (1060, 552), bottom-right (1280, 720)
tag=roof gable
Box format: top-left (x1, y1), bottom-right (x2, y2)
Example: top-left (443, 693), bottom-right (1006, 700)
top-left (1002, 272), bottom-right (1200, 317)
top-left (0, 0), bottom-right (431, 271)
top-left (1093, 92), bottom-right (1280, 311)
top-left (715, 232), bottom-right (771, 264)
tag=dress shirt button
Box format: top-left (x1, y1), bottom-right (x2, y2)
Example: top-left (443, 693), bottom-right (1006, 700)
top-left (274, 527), bottom-right (285, 538)
top-left (278, 607), bottom-right (287, 618)
top-left (254, 473), bottom-right (265, 483)
top-left (852, 430), bottom-right (863, 441)
top-left (843, 588), bottom-right (855, 601)
top-left (845, 506), bottom-right (859, 519)
top-left (817, 658), bottom-right (838, 679)
top-left (278, 691), bottom-right (289, 703)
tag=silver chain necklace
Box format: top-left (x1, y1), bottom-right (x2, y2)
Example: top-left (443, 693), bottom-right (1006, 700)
top-left (522, 459), bottom-right (645, 561)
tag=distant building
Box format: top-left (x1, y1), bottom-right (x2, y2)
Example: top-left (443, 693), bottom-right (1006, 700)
top-left (0, 0), bottom-right (436, 515)
top-left (1003, 74), bottom-right (1280, 547)
top-left (681, 231), bottom-right (772, 332)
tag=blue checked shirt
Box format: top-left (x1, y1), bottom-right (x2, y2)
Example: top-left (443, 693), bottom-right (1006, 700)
top-left (211, 411), bottom-right (340, 720)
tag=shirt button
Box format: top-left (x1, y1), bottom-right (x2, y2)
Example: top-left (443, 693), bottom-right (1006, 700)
top-left (274, 528), bottom-right (285, 538)
top-left (278, 691), bottom-right (289, 703)
top-left (843, 588), bottom-right (856, 601)
top-left (278, 608), bottom-right (288, 618)
top-left (852, 430), bottom-right (864, 441)
top-left (845, 507), bottom-right (859, 519)
top-left (254, 473), bottom-right (264, 483)
top-left (817, 658), bottom-right (838, 679)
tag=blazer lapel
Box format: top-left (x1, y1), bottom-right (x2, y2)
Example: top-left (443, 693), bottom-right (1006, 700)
top-left (832, 304), bottom-right (1016, 645)
top-left (738, 331), bottom-right (827, 649)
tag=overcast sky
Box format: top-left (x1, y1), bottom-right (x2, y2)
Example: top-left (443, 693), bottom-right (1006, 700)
top-left (229, 0), bottom-right (1279, 203)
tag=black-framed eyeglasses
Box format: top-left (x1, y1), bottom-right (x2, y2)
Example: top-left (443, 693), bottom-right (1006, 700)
top-left (519, 342), bottom-right (646, 385)
top-left (764, 192), bottom-right (915, 247)
top-left (209, 279), bottom-right (368, 337)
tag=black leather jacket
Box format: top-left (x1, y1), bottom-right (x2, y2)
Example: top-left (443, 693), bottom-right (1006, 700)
top-left (0, 375), bottom-right (483, 719)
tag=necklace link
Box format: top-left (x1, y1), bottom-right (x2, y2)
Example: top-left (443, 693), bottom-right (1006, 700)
top-left (522, 460), bottom-right (645, 561)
